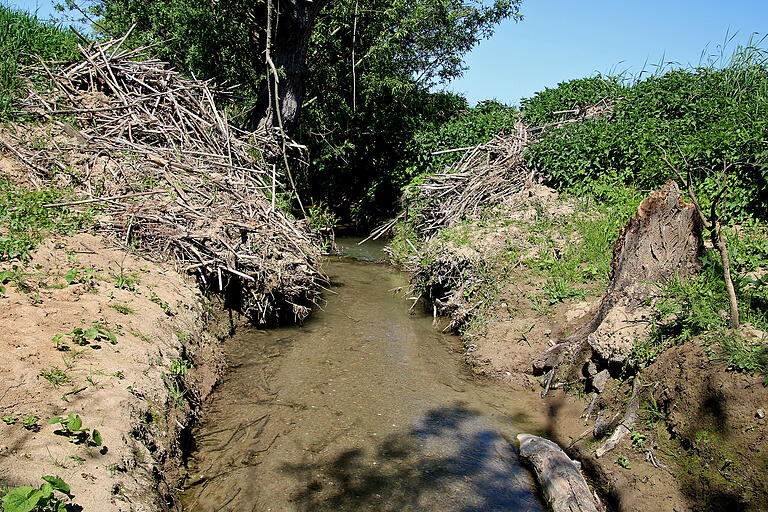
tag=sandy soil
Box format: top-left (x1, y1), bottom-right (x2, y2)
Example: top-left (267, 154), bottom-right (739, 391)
top-left (0, 233), bottom-right (223, 511)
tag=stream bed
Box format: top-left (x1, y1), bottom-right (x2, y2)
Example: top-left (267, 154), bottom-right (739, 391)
top-left (182, 239), bottom-right (552, 511)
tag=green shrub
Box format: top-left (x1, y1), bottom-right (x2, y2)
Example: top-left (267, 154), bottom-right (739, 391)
top-left (643, 244), bottom-right (768, 374)
top-left (525, 43), bottom-right (768, 220)
top-left (403, 100), bottom-right (519, 179)
top-left (521, 75), bottom-right (623, 126)
top-left (1, 476), bottom-right (74, 512)
top-left (0, 178), bottom-right (88, 261)
top-left (0, 5), bottom-right (80, 119)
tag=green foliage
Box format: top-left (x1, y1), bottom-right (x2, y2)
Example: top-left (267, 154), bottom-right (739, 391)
top-left (110, 303), bottom-right (134, 315)
top-left (0, 476), bottom-right (73, 512)
top-left (0, 6), bottom-right (80, 120)
top-left (525, 41), bottom-right (768, 220)
top-left (643, 241), bottom-right (768, 375)
top-left (60, 321), bottom-right (118, 347)
top-left (48, 413), bottom-right (102, 446)
top-left (543, 277), bottom-right (586, 305)
top-left (712, 332), bottom-right (768, 381)
top-left (112, 270), bottom-right (138, 291)
top-left (38, 367), bottom-right (70, 387)
top-left (301, 0), bottom-right (522, 225)
top-left (22, 415), bottom-right (39, 431)
top-left (149, 291), bottom-right (171, 315)
top-left (521, 75), bottom-right (623, 126)
top-left (306, 202), bottom-right (339, 231)
top-left (169, 358), bottom-right (191, 377)
top-left (0, 178), bottom-right (88, 261)
top-left (615, 454), bottom-right (632, 469)
top-left (403, 100), bottom-right (518, 182)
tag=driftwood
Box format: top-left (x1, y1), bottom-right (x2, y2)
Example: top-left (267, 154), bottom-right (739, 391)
top-left (4, 32), bottom-right (324, 324)
top-left (367, 98), bottom-right (616, 246)
top-left (534, 181), bottom-right (703, 372)
top-left (518, 434), bottom-right (600, 512)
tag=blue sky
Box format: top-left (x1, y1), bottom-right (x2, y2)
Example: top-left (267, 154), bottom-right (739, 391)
top-left (446, 0), bottom-right (768, 106)
top-left (7, 0), bottom-right (768, 107)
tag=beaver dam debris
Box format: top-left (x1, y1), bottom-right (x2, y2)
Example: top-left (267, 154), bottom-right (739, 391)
top-left (367, 98), bottom-right (615, 244)
top-left (2, 31), bottom-right (325, 324)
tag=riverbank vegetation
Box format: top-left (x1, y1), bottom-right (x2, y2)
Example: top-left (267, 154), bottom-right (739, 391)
top-left (2, 1), bottom-right (768, 510)
top-left (384, 38), bottom-right (768, 510)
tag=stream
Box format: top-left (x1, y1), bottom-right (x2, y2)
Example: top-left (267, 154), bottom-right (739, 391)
top-left (182, 238), bottom-right (552, 511)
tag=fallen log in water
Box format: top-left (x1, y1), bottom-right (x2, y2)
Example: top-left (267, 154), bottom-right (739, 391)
top-left (518, 434), bottom-right (600, 512)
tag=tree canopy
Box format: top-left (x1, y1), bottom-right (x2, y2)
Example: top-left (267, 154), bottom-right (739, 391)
top-left (60, 0), bottom-right (522, 223)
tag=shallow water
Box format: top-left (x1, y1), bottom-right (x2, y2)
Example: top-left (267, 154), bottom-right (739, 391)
top-left (182, 239), bottom-right (550, 511)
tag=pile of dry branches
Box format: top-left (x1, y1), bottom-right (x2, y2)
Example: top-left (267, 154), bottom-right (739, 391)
top-left (406, 121), bottom-right (533, 239)
top-left (367, 99), bottom-right (615, 244)
top-left (2, 32), bottom-right (325, 324)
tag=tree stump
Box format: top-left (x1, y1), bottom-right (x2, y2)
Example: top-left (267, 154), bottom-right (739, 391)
top-left (534, 181), bottom-right (703, 372)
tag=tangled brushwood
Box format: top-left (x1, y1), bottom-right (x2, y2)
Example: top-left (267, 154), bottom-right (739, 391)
top-left (2, 32), bottom-right (325, 324)
top-left (371, 100), bottom-right (614, 245)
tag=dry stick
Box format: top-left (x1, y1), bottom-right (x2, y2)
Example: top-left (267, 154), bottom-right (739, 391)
top-left (430, 146), bottom-right (475, 156)
top-left (595, 377), bottom-right (641, 458)
top-left (0, 137), bottom-right (48, 176)
top-left (43, 190), bottom-right (166, 208)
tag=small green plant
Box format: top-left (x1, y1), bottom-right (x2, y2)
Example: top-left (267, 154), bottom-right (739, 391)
top-left (66, 322), bottom-right (117, 347)
top-left (631, 431), bottom-right (647, 451)
top-left (50, 334), bottom-right (67, 351)
top-left (163, 376), bottom-right (187, 409)
top-left (543, 277), bottom-right (587, 305)
top-left (150, 291), bottom-right (171, 315)
top-left (1, 414), bottom-right (18, 425)
top-left (63, 268), bottom-right (78, 285)
top-left (112, 270), bottom-right (138, 291)
top-left (48, 413), bottom-right (102, 446)
top-left (615, 454), bottom-right (631, 469)
top-left (110, 303), bottom-right (134, 315)
top-left (169, 358), bottom-right (191, 377)
top-left (22, 414), bottom-right (39, 431)
top-left (0, 475), bottom-right (74, 512)
top-left (38, 367), bottom-right (70, 387)
top-left (306, 201), bottom-right (339, 231)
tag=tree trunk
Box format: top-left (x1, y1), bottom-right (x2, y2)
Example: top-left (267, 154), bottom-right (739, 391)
top-left (533, 181), bottom-right (704, 372)
top-left (256, 0), bottom-right (327, 135)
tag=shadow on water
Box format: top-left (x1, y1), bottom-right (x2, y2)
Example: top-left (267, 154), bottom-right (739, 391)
top-left (283, 403), bottom-right (543, 512)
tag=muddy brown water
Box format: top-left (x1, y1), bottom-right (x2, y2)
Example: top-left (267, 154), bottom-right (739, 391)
top-left (182, 238), bottom-right (552, 511)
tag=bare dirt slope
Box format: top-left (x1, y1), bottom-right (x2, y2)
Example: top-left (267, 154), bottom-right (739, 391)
top-left (0, 232), bottom-right (222, 511)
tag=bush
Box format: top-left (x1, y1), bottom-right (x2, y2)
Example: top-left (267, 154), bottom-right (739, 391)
top-left (520, 75), bottom-right (623, 126)
top-left (402, 100), bottom-right (518, 179)
top-left (0, 6), bottom-right (80, 119)
top-left (525, 44), bottom-right (768, 220)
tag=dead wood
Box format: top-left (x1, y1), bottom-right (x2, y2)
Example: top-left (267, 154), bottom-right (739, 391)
top-left (518, 434), bottom-right (601, 512)
top-left (595, 377), bottom-right (641, 458)
top-left (533, 181), bottom-right (703, 372)
top-left (4, 33), bottom-right (325, 325)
